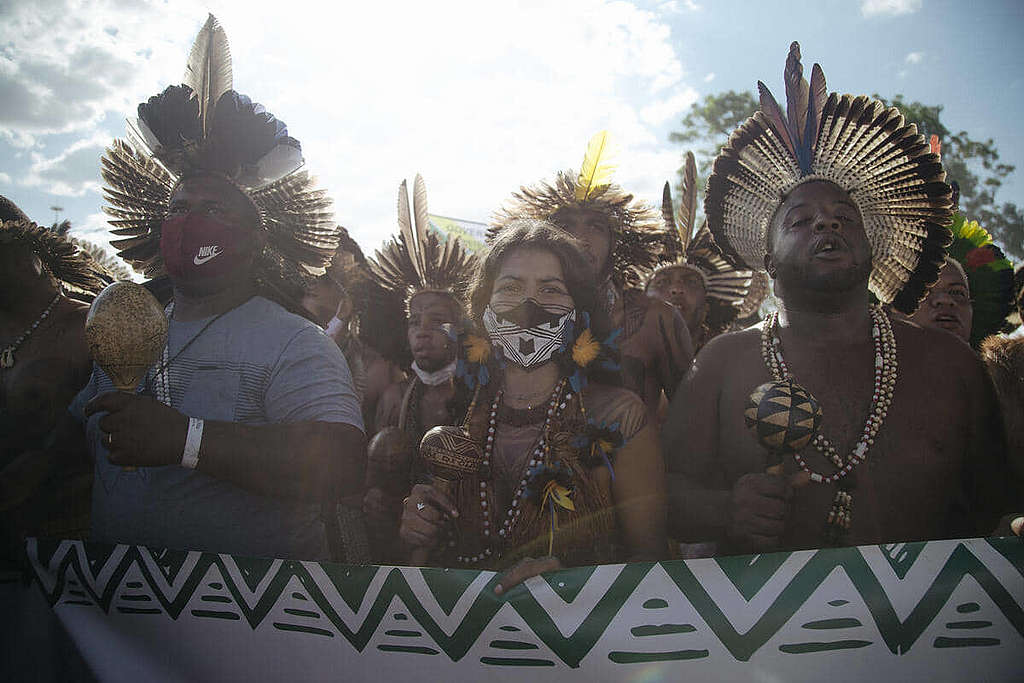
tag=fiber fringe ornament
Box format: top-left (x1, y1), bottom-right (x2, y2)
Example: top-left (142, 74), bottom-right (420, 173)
top-left (99, 14), bottom-right (339, 307)
top-left (705, 41), bottom-right (953, 313)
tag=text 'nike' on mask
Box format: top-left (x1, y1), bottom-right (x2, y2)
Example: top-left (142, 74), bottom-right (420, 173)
top-left (160, 215), bottom-right (251, 282)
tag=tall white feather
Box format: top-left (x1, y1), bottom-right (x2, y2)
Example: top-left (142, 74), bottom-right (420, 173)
top-left (183, 14), bottom-right (233, 137)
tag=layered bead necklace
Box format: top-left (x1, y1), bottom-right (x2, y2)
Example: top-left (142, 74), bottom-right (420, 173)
top-left (759, 305), bottom-right (898, 543)
top-left (453, 377), bottom-right (572, 565)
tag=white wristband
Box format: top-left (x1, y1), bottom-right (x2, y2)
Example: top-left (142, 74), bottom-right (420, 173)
top-left (182, 417), bottom-right (204, 469)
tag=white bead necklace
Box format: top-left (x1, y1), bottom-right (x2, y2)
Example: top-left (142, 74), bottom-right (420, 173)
top-left (1, 292), bottom-right (61, 369)
top-left (759, 305), bottom-right (898, 539)
top-left (453, 377), bottom-right (571, 565)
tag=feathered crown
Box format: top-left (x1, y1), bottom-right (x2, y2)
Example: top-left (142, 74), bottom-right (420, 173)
top-left (489, 130), bottom-right (670, 290)
top-left (705, 42), bottom-right (952, 313)
top-left (947, 213), bottom-right (1014, 347)
top-left (651, 151), bottom-right (768, 326)
top-left (369, 174), bottom-right (477, 308)
top-left (99, 15), bottom-right (339, 302)
top-left (0, 218), bottom-right (113, 299)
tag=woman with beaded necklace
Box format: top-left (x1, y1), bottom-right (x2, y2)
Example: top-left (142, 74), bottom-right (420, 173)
top-left (399, 219), bottom-right (666, 592)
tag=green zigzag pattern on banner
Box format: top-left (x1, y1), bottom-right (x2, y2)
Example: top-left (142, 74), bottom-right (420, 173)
top-left (26, 538), bottom-right (1024, 668)
top-left (661, 541), bottom-right (1024, 661)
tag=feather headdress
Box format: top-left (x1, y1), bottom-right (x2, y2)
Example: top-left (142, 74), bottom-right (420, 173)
top-left (370, 175), bottom-right (477, 308)
top-left (647, 151), bottom-right (766, 336)
top-left (705, 42), bottom-right (952, 313)
top-left (0, 218), bottom-right (113, 300)
top-left (99, 14), bottom-right (339, 306)
top-left (947, 213), bottom-right (1014, 347)
top-left (490, 130), bottom-right (670, 290)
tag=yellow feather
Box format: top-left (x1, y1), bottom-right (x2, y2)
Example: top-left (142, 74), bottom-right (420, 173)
top-left (575, 130), bottom-right (616, 202)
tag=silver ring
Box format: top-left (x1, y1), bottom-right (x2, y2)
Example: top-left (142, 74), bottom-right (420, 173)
top-left (416, 502), bottom-right (426, 511)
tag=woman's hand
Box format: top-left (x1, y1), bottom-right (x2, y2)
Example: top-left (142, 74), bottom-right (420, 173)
top-left (399, 483), bottom-right (458, 551)
top-left (493, 556), bottom-right (562, 596)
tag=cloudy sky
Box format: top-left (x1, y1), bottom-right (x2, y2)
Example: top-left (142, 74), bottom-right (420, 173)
top-left (2, 0), bottom-right (1022, 260)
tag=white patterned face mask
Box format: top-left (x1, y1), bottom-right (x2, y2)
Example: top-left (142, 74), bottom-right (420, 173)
top-left (483, 300), bottom-right (576, 369)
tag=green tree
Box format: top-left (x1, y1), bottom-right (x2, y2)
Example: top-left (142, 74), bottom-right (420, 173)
top-left (669, 91), bottom-right (1024, 259)
top-left (877, 95), bottom-right (1023, 260)
top-left (668, 90), bottom-right (758, 188)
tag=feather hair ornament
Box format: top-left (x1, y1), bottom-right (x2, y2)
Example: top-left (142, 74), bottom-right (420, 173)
top-left (575, 130), bottom-right (616, 202)
top-left (490, 132), bottom-right (670, 290)
top-left (98, 14), bottom-right (338, 310)
top-left (369, 174), bottom-right (477, 309)
top-left (183, 14), bottom-right (232, 138)
top-left (706, 41), bottom-right (952, 313)
top-left (644, 151), bottom-right (764, 343)
top-left (946, 213), bottom-right (1014, 347)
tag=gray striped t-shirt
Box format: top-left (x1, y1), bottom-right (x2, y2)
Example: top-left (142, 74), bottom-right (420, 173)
top-left (70, 296), bottom-right (363, 560)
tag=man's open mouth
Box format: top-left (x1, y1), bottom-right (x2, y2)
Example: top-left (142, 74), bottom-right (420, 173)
top-left (813, 235), bottom-right (848, 256)
top-left (933, 313), bottom-right (961, 328)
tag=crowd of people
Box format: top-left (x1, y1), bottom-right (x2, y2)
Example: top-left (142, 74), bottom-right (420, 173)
top-left (2, 18), bottom-right (1023, 595)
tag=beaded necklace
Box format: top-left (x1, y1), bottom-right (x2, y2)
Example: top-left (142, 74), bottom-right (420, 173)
top-left (1, 292), bottom-right (61, 369)
top-left (152, 302), bottom-right (232, 406)
top-left (759, 305), bottom-right (898, 543)
top-left (453, 377), bottom-right (572, 565)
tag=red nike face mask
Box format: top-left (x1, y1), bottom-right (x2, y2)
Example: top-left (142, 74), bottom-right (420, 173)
top-left (160, 215), bottom-right (251, 282)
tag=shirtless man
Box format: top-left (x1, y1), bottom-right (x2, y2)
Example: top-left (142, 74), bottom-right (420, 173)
top-left (0, 200), bottom-right (109, 562)
top-left (665, 181), bottom-right (1010, 553)
top-left (663, 44), bottom-right (1015, 554)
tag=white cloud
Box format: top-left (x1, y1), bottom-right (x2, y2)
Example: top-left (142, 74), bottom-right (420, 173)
top-left (0, 172), bottom-right (10, 184)
top-left (0, 0), bottom-right (200, 142)
top-left (703, 72), bottom-right (716, 83)
top-left (905, 51), bottom-right (924, 64)
top-left (659, 0), bottom-right (700, 11)
top-left (640, 88), bottom-right (699, 126)
top-left (20, 133), bottom-right (109, 196)
top-left (2, 0), bottom-right (696, 253)
top-left (861, 0), bottom-right (923, 17)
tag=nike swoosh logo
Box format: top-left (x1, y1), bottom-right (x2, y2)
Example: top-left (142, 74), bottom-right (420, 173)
top-left (193, 247), bottom-right (222, 265)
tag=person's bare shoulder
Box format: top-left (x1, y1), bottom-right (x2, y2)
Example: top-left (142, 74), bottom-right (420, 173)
top-left (692, 324), bottom-right (763, 373)
top-left (49, 298), bottom-right (91, 363)
top-left (585, 383), bottom-right (648, 439)
top-left (892, 317), bottom-right (982, 377)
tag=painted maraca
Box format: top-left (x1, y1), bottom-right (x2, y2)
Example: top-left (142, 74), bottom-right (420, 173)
top-left (744, 379), bottom-right (822, 474)
top-left (409, 424), bottom-right (483, 565)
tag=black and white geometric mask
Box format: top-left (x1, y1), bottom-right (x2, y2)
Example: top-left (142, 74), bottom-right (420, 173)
top-left (483, 300), bottom-right (576, 369)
